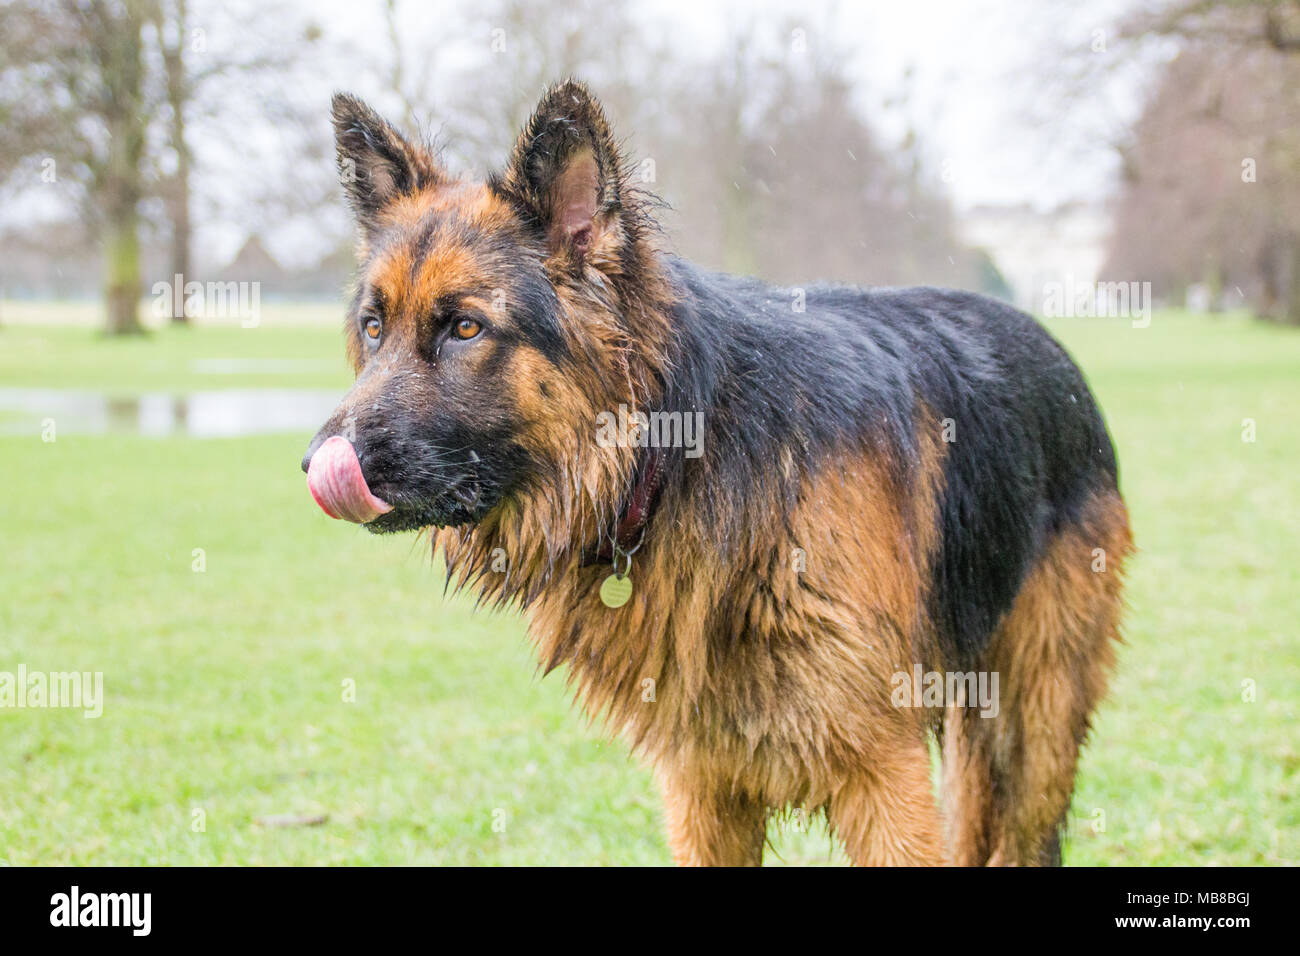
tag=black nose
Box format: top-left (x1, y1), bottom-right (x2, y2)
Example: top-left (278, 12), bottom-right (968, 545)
top-left (301, 433), bottom-right (328, 474)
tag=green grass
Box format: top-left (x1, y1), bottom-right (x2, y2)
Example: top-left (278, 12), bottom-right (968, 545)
top-left (0, 313), bottom-right (353, 393)
top-left (0, 309), bottom-right (1296, 865)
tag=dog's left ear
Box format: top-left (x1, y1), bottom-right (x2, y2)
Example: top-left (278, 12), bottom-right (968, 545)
top-left (496, 80), bottom-right (627, 265)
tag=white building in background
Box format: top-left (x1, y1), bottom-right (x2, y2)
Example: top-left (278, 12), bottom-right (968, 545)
top-left (959, 203), bottom-right (1112, 314)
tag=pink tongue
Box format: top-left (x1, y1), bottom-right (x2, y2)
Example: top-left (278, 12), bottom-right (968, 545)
top-left (306, 435), bottom-right (393, 524)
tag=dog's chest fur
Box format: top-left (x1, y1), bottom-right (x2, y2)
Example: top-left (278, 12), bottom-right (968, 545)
top-left (525, 443), bottom-right (942, 805)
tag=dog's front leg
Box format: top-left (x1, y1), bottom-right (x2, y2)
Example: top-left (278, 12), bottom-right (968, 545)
top-left (658, 770), bottom-right (767, 866)
top-left (828, 737), bottom-right (945, 866)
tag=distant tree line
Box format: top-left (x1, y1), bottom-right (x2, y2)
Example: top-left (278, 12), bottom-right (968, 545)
top-left (0, 0), bottom-right (1001, 335)
top-left (1099, 0), bottom-right (1300, 323)
top-left (0, 0), bottom-right (321, 333)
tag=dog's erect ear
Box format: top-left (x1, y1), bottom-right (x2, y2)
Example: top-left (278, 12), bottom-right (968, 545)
top-left (332, 92), bottom-right (443, 234)
top-left (496, 80), bottom-right (627, 263)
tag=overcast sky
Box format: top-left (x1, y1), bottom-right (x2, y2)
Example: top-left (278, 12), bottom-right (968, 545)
top-left (3, 0), bottom-right (1159, 267)
top-left (309, 0), bottom-right (1151, 210)
top-left (647, 0), bottom-right (1147, 210)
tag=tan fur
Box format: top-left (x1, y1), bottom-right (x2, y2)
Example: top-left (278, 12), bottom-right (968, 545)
top-left (333, 83), bottom-right (1132, 866)
top-left (828, 739), bottom-right (945, 866)
top-left (491, 437), bottom-right (956, 866)
top-left (943, 490), bottom-right (1132, 865)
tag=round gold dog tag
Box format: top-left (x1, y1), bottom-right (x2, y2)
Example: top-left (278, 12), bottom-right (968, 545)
top-left (600, 573), bottom-right (633, 608)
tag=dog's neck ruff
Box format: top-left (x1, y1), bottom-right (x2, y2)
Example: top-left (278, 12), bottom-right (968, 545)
top-left (593, 446), bottom-right (664, 563)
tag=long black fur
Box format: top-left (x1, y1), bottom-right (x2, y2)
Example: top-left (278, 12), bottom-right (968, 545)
top-left (654, 257), bottom-right (1120, 661)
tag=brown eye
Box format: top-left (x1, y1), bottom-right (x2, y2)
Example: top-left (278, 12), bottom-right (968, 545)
top-left (364, 317), bottom-right (382, 340)
top-left (453, 317), bottom-right (482, 341)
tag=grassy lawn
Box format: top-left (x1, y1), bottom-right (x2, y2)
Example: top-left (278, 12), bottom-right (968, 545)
top-left (0, 309), bottom-right (1296, 865)
top-left (0, 309), bottom-right (353, 393)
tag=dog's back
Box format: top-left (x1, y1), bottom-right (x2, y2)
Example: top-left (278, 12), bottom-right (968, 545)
top-left (667, 261), bottom-right (1122, 663)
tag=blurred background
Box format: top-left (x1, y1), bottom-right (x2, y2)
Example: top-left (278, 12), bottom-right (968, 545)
top-left (0, 0), bottom-right (1296, 865)
top-left (3, 0), bottom-right (1300, 325)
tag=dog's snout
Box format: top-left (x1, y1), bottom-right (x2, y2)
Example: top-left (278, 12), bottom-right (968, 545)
top-left (302, 427), bottom-right (356, 474)
top-left (301, 433), bottom-right (329, 474)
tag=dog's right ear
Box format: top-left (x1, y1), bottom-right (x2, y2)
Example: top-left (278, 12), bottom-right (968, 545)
top-left (332, 93), bottom-right (443, 235)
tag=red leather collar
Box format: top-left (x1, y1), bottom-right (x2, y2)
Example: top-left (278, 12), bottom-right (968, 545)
top-left (594, 446), bottom-right (664, 563)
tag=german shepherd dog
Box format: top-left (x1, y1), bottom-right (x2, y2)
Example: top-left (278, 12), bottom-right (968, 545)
top-left (303, 81), bottom-right (1132, 866)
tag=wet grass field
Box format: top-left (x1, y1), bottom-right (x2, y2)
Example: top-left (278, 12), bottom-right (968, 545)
top-left (0, 307), bottom-right (1296, 864)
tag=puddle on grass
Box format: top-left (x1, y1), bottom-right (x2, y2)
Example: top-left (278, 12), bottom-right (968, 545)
top-left (189, 358), bottom-right (340, 375)
top-left (0, 388), bottom-right (342, 438)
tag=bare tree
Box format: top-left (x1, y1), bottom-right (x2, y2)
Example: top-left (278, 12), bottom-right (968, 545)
top-left (0, 0), bottom-right (327, 330)
top-left (1128, 0), bottom-right (1300, 51)
top-left (381, 0), bottom-right (436, 134)
top-left (450, 0), bottom-right (661, 169)
top-left (97, 0), bottom-right (151, 334)
top-left (160, 0), bottom-right (192, 323)
top-left (0, 0), bottom-right (153, 333)
top-left (152, 0), bottom-right (322, 323)
top-left (1094, 0), bottom-right (1300, 321)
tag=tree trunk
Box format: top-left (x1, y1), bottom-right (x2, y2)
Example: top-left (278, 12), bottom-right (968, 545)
top-left (1287, 235), bottom-right (1300, 326)
top-left (1203, 257), bottom-right (1223, 314)
top-left (1257, 235), bottom-right (1281, 320)
top-left (104, 208), bottom-right (142, 334)
top-left (98, 0), bottom-right (148, 335)
top-left (164, 0), bottom-right (192, 324)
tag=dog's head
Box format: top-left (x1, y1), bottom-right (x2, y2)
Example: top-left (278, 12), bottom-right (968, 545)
top-left (303, 81), bottom-right (667, 536)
